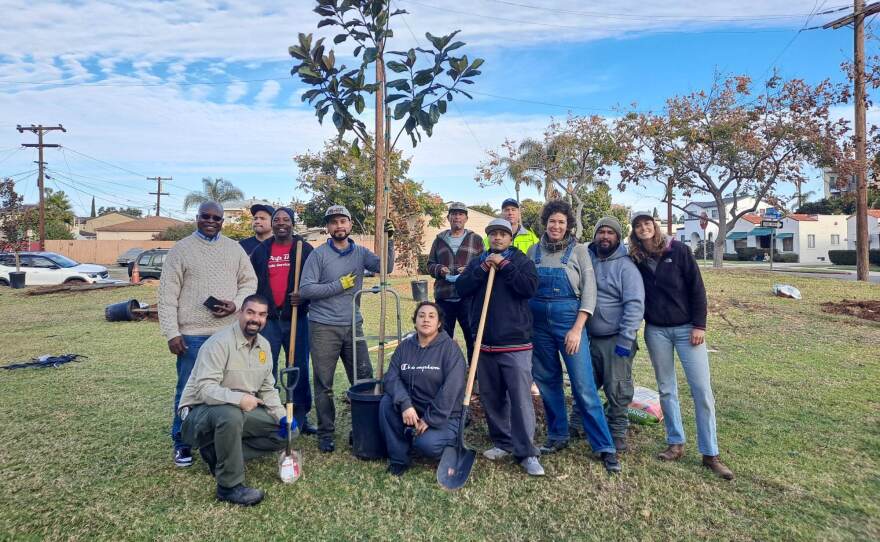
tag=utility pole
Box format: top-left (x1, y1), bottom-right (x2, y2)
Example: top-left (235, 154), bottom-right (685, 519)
top-left (147, 176), bottom-right (171, 216)
top-left (17, 124), bottom-right (66, 250)
top-left (824, 0), bottom-right (880, 281)
top-left (666, 178), bottom-right (674, 236)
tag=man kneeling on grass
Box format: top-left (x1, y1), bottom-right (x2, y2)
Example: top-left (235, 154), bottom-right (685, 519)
top-left (177, 294), bottom-right (296, 506)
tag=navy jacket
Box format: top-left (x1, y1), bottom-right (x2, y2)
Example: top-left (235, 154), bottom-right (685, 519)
top-left (455, 247), bottom-right (538, 347)
top-left (239, 236), bottom-right (263, 258)
top-left (249, 236), bottom-right (313, 321)
top-left (633, 240), bottom-right (707, 330)
top-left (382, 331), bottom-right (466, 429)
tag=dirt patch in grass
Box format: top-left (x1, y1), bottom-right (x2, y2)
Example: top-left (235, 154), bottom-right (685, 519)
top-left (821, 300), bottom-right (880, 322)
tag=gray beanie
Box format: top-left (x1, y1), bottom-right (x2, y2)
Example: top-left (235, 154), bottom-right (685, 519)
top-left (593, 216), bottom-right (623, 240)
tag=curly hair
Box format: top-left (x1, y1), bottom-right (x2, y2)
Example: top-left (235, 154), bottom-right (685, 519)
top-left (628, 216), bottom-right (667, 264)
top-left (540, 199), bottom-right (576, 233)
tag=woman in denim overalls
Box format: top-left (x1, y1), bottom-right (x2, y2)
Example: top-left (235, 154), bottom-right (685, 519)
top-left (527, 200), bottom-right (620, 473)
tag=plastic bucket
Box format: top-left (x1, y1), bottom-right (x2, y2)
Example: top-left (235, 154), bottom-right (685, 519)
top-left (9, 271), bottom-right (26, 289)
top-left (346, 379), bottom-right (387, 460)
top-left (105, 299), bottom-right (141, 322)
top-left (410, 280), bottom-right (429, 302)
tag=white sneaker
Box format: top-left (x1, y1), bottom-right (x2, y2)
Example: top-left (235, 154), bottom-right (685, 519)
top-left (482, 447), bottom-right (511, 461)
top-left (520, 456), bottom-right (545, 476)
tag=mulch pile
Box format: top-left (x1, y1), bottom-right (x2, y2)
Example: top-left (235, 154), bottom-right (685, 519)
top-left (821, 299), bottom-right (880, 323)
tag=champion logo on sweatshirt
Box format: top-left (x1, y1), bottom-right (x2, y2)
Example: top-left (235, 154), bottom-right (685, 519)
top-left (400, 362), bottom-right (441, 372)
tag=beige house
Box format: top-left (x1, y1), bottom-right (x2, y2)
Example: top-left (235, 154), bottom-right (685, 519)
top-left (81, 212), bottom-right (137, 234)
top-left (95, 216), bottom-right (188, 241)
top-left (223, 198), bottom-right (277, 223)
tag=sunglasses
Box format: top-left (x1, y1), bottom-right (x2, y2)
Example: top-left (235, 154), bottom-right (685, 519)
top-left (199, 213), bottom-right (224, 222)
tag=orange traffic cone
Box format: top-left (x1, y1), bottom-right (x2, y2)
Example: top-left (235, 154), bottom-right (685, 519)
top-left (131, 262), bottom-right (141, 284)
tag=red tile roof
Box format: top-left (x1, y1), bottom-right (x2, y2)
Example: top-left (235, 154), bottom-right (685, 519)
top-left (787, 214), bottom-right (818, 221)
top-left (95, 216), bottom-right (188, 232)
top-left (742, 214), bottom-right (762, 224)
top-left (868, 209), bottom-right (880, 219)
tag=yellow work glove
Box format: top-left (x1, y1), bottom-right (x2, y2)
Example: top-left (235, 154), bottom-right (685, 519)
top-left (340, 273), bottom-right (356, 290)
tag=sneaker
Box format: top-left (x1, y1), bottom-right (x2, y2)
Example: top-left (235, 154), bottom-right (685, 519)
top-left (519, 456), bottom-right (545, 476)
top-left (173, 448), bottom-right (193, 468)
top-left (386, 463), bottom-right (409, 477)
top-left (319, 438), bottom-right (335, 453)
top-left (199, 445), bottom-right (217, 476)
top-left (601, 452), bottom-right (622, 474)
top-left (216, 484), bottom-right (265, 506)
top-left (539, 439), bottom-right (569, 454)
top-left (482, 447), bottom-right (511, 461)
top-left (300, 421), bottom-right (318, 436)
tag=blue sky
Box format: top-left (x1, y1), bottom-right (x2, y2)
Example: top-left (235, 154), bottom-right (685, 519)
top-left (0, 0), bottom-right (872, 220)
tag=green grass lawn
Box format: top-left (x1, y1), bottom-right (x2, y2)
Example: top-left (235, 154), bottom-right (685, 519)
top-left (1, 271), bottom-right (878, 541)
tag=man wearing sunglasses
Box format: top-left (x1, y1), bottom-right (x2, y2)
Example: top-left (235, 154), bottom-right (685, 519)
top-left (159, 201), bottom-right (258, 468)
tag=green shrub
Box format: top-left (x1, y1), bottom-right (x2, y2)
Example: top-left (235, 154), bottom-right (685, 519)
top-left (417, 254), bottom-right (429, 275)
top-left (736, 247), bottom-right (761, 261)
top-left (829, 249), bottom-right (880, 265)
top-left (723, 253), bottom-right (740, 261)
top-left (772, 252), bottom-right (799, 263)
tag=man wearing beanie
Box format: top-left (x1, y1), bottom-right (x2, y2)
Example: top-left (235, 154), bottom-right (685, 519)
top-left (159, 201), bottom-right (258, 468)
top-left (249, 207), bottom-right (316, 434)
top-left (586, 216), bottom-right (645, 452)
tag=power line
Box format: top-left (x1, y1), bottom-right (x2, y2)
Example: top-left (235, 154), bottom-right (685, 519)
top-left (758, 0), bottom-right (829, 81)
top-left (61, 146), bottom-right (147, 178)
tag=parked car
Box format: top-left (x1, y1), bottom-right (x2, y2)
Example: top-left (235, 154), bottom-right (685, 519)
top-left (117, 247), bottom-right (146, 267)
top-left (0, 252), bottom-right (110, 286)
top-left (128, 248), bottom-right (168, 280)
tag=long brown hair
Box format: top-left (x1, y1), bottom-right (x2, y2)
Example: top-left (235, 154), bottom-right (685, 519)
top-left (628, 217), bottom-right (668, 264)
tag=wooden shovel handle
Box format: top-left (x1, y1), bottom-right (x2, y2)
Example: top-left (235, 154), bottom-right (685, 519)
top-left (462, 266), bottom-right (495, 407)
top-left (287, 240), bottom-right (303, 369)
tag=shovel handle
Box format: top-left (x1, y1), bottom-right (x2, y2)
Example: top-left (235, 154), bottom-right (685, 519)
top-left (462, 266), bottom-right (495, 407)
top-left (287, 240), bottom-right (303, 369)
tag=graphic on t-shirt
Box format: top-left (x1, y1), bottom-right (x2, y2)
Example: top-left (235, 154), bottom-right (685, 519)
top-left (269, 245), bottom-right (292, 308)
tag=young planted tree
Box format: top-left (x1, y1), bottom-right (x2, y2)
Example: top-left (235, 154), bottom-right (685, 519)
top-left (0, 178), bottom-right (27, 271)
top-left (618, 75), bottom-right (844, 267)
top-left (289, 0), bottom-right (483, 251)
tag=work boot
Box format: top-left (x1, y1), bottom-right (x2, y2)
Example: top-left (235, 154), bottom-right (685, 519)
top-left (319, 438), bottom-right (335, 453)
top-left (216, 484), bottom-right (265, 506)
top-left (482, 447), bottom-right (511, 461)
top-left (569, 410), bottom-right (583, 439)
top-left (300, 420), bottom-right (318, 436)
top-left (702, 455), bottom-right (735, 480)
top-left (386, 463), bottom-right (409, 477)
top-left (199, 445), bottom-right (217, 476)
top-left (657, 444), bottom-right (685, 461)
top-left (173, 448), bottom-right (193, 468)
top-left (519, 456), bottom-right (545, 476)
top-left (613, 435), bottom-right (628, 453)
top-left (538, 438), bottom-right (569, 454)
top-left (601, 452), bottom-right (622, 474)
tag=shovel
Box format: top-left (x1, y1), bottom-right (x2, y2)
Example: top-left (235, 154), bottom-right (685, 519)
top-left (287, 240), bottom-right (304, 370)
top-left (437, 265), bottom-right (496, 491)
top-left (279, 366), bottom-right (302, 483)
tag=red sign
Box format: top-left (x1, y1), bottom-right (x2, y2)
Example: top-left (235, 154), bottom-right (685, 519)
top-left (699, 212), bottom-right (709, 230)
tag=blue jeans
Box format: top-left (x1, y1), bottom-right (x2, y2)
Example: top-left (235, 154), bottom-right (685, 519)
top-left (378, 395), bottom-right (460, 467)
top-left (530, 298), bottom-right (615, 454)
top-left (171, 334), bottom-right (209, 450)
top-left (643, 324), bottom-right (719, 456)
top-left (262, 317), bottom-right (312, 427)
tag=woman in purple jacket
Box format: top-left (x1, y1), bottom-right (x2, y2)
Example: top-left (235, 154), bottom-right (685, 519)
top-left (379, 301), bottom-right (466, 476)
top-left (629, 211), bottom-right (733, 480)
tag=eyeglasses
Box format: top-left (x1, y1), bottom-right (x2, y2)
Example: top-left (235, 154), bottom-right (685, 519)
top-left (199, 213), bottom-right (224, 222)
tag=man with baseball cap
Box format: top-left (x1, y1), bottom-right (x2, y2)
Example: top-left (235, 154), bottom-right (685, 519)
top-left (249, 207), bottom-right (316, 434)
top-left (426, 202), bottom-right (484, 362)
top-left (240, 203), bottom-right (276, 257)
top-left (456, 218), bottom-right (543, 476)
top-left (483, 198), bottom-right (539, 255)
top-left (299, 204), bottom-right (395, 452)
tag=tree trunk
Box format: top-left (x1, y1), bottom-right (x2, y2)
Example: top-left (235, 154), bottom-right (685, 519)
top-left (713, 198), bottom-right (726, 268)
top-left (573, 196), bottom-right (585, 240)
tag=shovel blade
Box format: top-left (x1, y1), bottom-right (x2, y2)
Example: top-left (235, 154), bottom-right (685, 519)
top-left (278, 450), bottom-right (302, 484)
top-left (437, 445), bottom-right (476, 491)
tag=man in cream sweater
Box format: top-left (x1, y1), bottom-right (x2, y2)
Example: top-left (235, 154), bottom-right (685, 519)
top-left (159, 201), bottom-right (258, 468)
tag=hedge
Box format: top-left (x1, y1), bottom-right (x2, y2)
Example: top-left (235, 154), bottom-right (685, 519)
top-left (828, 249), bottom-right (880, 265)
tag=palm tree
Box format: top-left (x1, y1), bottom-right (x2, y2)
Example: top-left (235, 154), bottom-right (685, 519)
top-left (183, 177), bottom-right (245, 211)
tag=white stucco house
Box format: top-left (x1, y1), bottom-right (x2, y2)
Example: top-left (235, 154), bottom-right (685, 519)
top-left (846, 209), bottom-right (880, 250)
top-left (723, 213), bottom-right (848, 263)
top-left (677, 197), bottom-right (772, 251)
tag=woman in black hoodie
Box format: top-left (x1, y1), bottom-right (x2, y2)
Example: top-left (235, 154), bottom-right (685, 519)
top-left (379, 301), bottom-right (466, 476)
top-left (629, 212), bottom-right (733, 480)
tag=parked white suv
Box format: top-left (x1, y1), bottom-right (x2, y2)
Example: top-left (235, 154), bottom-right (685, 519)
top-left (0, 252), bottom-right (110, 286)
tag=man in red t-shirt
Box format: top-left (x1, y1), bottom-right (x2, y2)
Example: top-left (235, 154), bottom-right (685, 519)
top-left (250, 207), bottom-right (316, 434)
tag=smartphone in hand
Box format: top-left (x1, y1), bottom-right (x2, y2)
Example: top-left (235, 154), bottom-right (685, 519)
top-left (204, 296), bottom-right (223, 311)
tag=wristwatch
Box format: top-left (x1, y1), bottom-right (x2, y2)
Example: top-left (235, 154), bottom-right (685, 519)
top-left (179, 406), bottom-right (191, 420)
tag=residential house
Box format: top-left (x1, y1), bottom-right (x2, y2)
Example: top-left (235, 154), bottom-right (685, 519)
top-left (724, 212), bottom-right (848, 263)
top-left (846, 209), bottom-right (880, 250)
top-left (81, 212), bottom-right (136, 235)
top-left (722, 213), bottom-right (763, 253)
top-left (95, 216), bottom-right (188, 241)
top-left (419, 207), bottom-right (496, 254)
top-left (223, 198), bottom-right (278, 223)
top-left (678, 197), bottom-right (771, 251)
top-left (822, 167), bottom-right (879, 199)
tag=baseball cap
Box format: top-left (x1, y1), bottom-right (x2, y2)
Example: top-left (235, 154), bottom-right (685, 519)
top-left (485, 218), bottom-right (513, 235)
top-left (448, 202), bottom-right (468, 213)
top-left (501, 198), bottom-right (520, 209)
top-left (251, 203), bottom-right (275, 217)
top-left (324, 205), bottom-right (352, 222)
top-left (630, 211), bottom-right (654, 225)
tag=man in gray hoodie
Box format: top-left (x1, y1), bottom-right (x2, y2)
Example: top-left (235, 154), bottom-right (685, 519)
top-left (587, 216), bottom-right (645, 452)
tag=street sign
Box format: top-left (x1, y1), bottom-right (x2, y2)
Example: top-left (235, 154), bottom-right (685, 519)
top-left (761, 220), bottom-right (783, 228)
top-left (764, 208), bottom-right (783, 220)
top-left (699, 211), bottom-right (709, 230)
